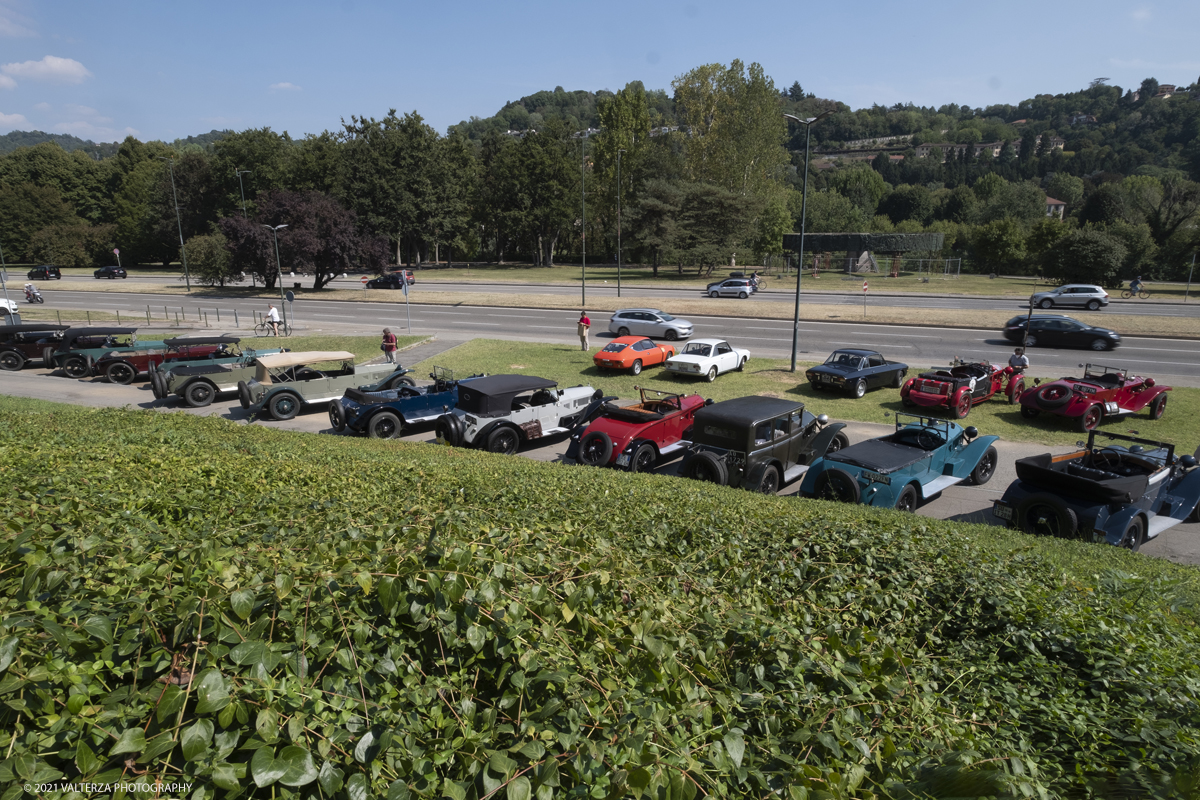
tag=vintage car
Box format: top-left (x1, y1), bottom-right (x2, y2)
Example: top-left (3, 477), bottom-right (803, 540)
top-left (678, 396), bottom-right (848, 493)
top-left (1018, 363), bottom-right (1170, 432)
top-left (42, 327), bottom-right (166, 378)
top-left (434, 375), bottom-right (605, 455)
top-left (799, 413), bottom-right (999, 511)
top-left (564, 386), bottom-right (710, 471)
top-left (806, 349), bottom-right (909, 398)
top-left (243, 351), bottom-right (410, 420)
top-left (329, 366), bottom-right (485, 439)
top-left (593, 336), bottom-right (675, 375)
top-left (992, 430), bottom-right (1200, 550)
top-left (663, 338), bottom-right (749, 382)
top-left (900, 359), bottom-right (1024, 418)
top-left (93, 335), bottom-right (242, 384)
top-left (0, 323), bottom-right (69, 370)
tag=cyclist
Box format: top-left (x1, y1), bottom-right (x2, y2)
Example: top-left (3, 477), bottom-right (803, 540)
top-left (266, 304), bottom-right (281, 336)
top-left (1129, 275), bottom-right (1144, 295)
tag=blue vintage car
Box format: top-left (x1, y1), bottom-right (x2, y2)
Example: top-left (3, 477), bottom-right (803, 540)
top-left (799, 412), bottom-right (999, 511)
top-left (993, 430), bottom-right (1200, 550)
top-left (329, 366), bottom-right (485, 439)
top-left (805, 349), bottom-right (909, 398)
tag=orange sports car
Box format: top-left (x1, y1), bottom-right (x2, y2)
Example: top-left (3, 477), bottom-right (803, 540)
top-left (593, 336), bottom-right (675, 375)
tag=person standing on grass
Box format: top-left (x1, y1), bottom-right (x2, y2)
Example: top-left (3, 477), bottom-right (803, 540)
top-left (266, 304), bottom-right (281, 336)
top-left (1009, 347), bottom-right (1029, 371)
top-left (381, 328), bottom-right (398, 363)
top-left (577, 311), bottom-right (591, 351)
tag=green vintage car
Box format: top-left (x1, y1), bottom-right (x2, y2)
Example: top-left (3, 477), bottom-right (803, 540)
top-left (243, 351), bottom-right (414, 420)
top-left (150, 341), bottom-right (288, 407)
top-left (42, 327), bottom-right (167, 378)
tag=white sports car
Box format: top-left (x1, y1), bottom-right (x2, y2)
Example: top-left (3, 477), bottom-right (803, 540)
top-left (664, 338), bottom-right (749, 382)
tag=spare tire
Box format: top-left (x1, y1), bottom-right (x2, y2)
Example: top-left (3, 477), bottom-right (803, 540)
top-left (149, 369), bottom-right (167, 399)
top-left (237, 380), bottom-right (252, 410)
top-left (1015, 493), bottom-right (1078, 537)
top-left (683, 451), bottom-right (728, 486)
top-left (435, 414), bottom-right (463, 447)
top-left (813, 468), bottom-right (861, 504)
top-left (577, 430), bottom-right (613, 467)
top-left (1035, 383), bottom-right (1072, 409)
top-left (328, 399), bottom-right (347, 431)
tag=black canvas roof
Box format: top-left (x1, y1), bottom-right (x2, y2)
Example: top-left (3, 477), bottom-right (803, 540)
top-left (163, 336), bottom-right (240, 347)
top-left (0, 323), bottom-right (70, 334)
top-left (459, 374), bottom-right (557, 397)
top-left (61, 327), bottom-right (138, 340)
top-left (694, 396), bottom-right (803, 427)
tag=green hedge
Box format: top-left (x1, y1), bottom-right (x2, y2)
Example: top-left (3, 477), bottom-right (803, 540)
top-left (1, 407), bottom-right (1199, 799)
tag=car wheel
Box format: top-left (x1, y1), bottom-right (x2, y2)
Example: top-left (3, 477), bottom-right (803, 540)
top-left (971, 445), bottom-right (998, 486)
top-left (1024, 334), bottom-right (1038, 347)
top-left (1020, 405), bottom-right (1040, 419)
top-left (106, 362), bottom-right (137, 385)
top-left (705, 366), bottom-right (718, 382)
top-left (0, 351), bottom-right (24, 371)
top-left (751, 464), bottom-right (780, 494)
top-left (269, 392), bottom-right (301, 421)
top-left (1090, 338), bottom-right (1110, 351)
top-left (617, 327), bottom-right (630, 337)
top-left (237, 380), bottom-right (252, 410)
top-left (329, 399), bottom-right (347, 431)
top-left (953, 389), bottom-right (971, 419)
top-left (852, 379), bottom-right (867, 399)
top-left (486, 426), bottom-right (520, 455)
top-left (737, 357), bottom-right (746, 372)
top-left (1151, 394), bottom-right (1167, 420)
top-left (368, 411), bottom-right (402, 439)
top-left (1016, 493), bottom-right (1078, 537)
top-left (1079, 404), bottom-right (1103, 432)
top-left (629, 442), bottom-right (657, 473)
top-left (1039, 299), bottom-right (1053, 309)
top-left (435, 414), bottom-right (463, 447)
top-left (62, 356), bottom-right (89, 378)
top-left (578, 430), bottom-right (614, 466)
top-left (738, 291), bottom-right (748, 299)
top-left (1036, 384), bottom-right (1072, 409)
top-left (1120, 516), bottom-right (1145, 552)
top-left (684, 451), bottom-right (727, 485)
top-left (149, 369), bottom-right (166, 399)
top-left (892, 369), bottom-right (906, 388)
top-left (1008, 379), bottom-right (1025, 404)
top-left (825, 431), bottom-right (850, 455)
top-left (813, 468), bottom-right (860, 504)
top-left (630, 359), bottom-right (642, 376)
top-left (894, 484), bottom-right (918, 512)
top-left (1086, 300), bottom-right (1101, 310)
top-left (709, 291), bottom-right (719, 298)
top-left (665, 329), bottom-right (679, 342)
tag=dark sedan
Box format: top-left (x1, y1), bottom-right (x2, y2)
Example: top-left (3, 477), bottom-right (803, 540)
top-left (366, 271), bottom-right (414, 289)
top-left (94, 266), bottom-right (127, 279)
top-left (806, 349), bottom-right (909, 398)
top-left (1003, 315), bottom-right (1120, 351)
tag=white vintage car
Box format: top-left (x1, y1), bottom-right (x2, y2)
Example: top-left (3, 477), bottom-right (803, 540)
top-left (664, 338), bottom-right (749, 382)
top-left (434, 374), bottom-right (606, 454)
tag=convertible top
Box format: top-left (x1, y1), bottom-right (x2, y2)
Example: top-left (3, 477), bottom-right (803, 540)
top-left (254, 351), bottom-right (355, 369)
top-left (826, 440), bottom-right (930, 474)
top-left (694, 396), bottom-right (802, 427)
top-left (1015, 452), bottom-right (1149, 504)
top-left (60, 326), bottom-right (138, 341)
top-left (456, 374), bottom-right (559, 415)
top-left (0, 323), bottom-right (70, 335)
top-left (163, 335), bottom-right (240, 347)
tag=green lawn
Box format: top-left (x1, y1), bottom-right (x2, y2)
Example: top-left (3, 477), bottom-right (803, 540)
top-left (411, 338), bottom-right (1200, 452)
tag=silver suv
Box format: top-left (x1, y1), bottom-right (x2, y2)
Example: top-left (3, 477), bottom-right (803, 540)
top-left (608, 309), bottom-right (694, 341)
top-left (1029, 284), bottom-right (1109, 310)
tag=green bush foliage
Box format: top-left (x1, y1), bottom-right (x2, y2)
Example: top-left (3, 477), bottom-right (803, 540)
top-left (2, 407), bottom-right (1200, 799)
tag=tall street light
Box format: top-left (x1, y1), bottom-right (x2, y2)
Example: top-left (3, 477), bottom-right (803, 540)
top-left (617, 148), bottom-right (626, 298)
top-left (581, 129), bottom-right (589, 306)
top-left (782, 111), bottom-right (832, 372)
top-left (262, 224), bottom-right (289, 328)
top-left (157, 157), bottom-right (192, 291)
top-left (236, 169), bottom-right (253, 217)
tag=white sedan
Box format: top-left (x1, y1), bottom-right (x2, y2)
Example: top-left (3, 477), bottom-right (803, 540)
top-left (664, 338), bottom-right (749, 382)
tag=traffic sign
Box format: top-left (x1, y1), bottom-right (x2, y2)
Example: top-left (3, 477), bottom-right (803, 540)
top-left (113, 248), bottom-right (120, 255)
top-left (360, 276), bottom-right (369, 284)
top-left (863, 280), bottom-right (869, 292)
top-left (285, 291), bottom-right (295, 303)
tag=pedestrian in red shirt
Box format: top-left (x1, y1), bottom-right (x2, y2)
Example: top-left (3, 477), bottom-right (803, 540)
top-left (577, 312), bottom-right (591, 351)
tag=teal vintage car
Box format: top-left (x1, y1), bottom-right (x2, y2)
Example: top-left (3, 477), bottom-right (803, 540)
top-left (799, 412), bottom-right (999, 511)
top-left (243, 351), bottom-right (411, 421)
top-left (42, 327), bottom-right (166, 378)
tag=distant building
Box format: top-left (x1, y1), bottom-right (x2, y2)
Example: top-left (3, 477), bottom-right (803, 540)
top-left (913, 134), bottom-right (1063, 162)
top-left (1045, 197), bottom-right (1067, 218)
top-left (1069, 113), bottom-right (1098, 126)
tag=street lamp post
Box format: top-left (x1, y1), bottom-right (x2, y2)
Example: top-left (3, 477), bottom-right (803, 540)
top-left (236, 169), bottom-right (252, 217)
top-left (782, 111), bottom-right (832, 372)
top-left (262, 224), bottom-right (289, 328)
top-left (157, 157), bottom-right (192, 291)
top-left (581, 129), bottom-right (588, 306)
top-left (617, 148), bottom-right (626, 298)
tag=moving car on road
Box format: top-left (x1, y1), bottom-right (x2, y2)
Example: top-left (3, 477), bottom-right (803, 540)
top-left (0, 323), bottom-right (69, 371)
top-left (993, 430), bottom-right (1200, 550)
top-left (678, 396), bottom-right (847, 493)
top-left (704, 278), bottom-right (755, 298)
top-left (663, 338), bottom-right (749, 382)
top-left (1028, 284), bottom-right (1109, 310)
top-left (564, 386), bottom-right (709, 471)
top-left (1018, 363), bottom-right (1170, 432)
top-left (26, 266), bottom-right (61, 280)
top-left (807, 349), bottom-right (908, 397)
top-left (608, 309), bottom-right (693, 341)
top-left (94, 266), bottom-right (128, 279)
top-left (243, 352), bottom-right (409, 420)
top-left (366, 271), bottom-right (414, 289)
top-left (330, 366), bottom-right (483, 439)
top-left (800, 412), bottom-right (999, 511)
top-left (593, 336), bottom-right (675, 375)
top-left (1002, 315), bottom-right (1121, 351)
top-left (901, 359), bottom-right (1025, 418)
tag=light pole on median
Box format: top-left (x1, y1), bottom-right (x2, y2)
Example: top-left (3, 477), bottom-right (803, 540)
top-left (581, 128), bottom-right (588, 306)
top-left (262, 224), bottom-right (289, 329)
top-left (236, 169), bottom-right (252, 217)
top-left (783, 111), bottom-right (833, 372)
top-left (617, 148), bottom-right (626, 298)
top-left (157, 157), bottom-right (192, 291)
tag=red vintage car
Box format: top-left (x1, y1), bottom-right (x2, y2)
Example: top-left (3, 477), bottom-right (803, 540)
top-left (563, 386), bottom-right (709, 472)
top-left (1018, 363), bottom-right (1170, 432)
top-left (93, 336), bottom-right (238, 384)
top-left (900, 359), bottom-right (1025, 419)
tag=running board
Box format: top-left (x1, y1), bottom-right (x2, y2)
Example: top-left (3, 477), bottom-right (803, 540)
top-left (920, 474), bottom-right (965, 497)
top-left (783, 464), bottom-right (810, 484)
top-left (1146, 515), bottom-right (1184, 539)
top-left (659, 441), bottom-right (688, 456)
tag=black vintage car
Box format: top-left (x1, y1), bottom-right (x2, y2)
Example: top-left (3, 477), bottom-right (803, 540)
top-left (0, 323), bottom-right (70, 370)
top-left (805, 349), bottom-right (909, 398)
top-left (678, 396), bottom-right (848, 494)
top-left (40, 327), bottom-right (164, 378)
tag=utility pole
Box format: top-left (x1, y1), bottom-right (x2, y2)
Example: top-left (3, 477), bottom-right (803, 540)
top-left (617, 148), bottom-right (625, 298)
top-left (158, 157), bottom-right (191, 291)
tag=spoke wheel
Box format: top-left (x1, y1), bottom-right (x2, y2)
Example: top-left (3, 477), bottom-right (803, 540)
top-left (486, 426), bottom-right (520, 455)
top-left (0, 351), bottom-right (24, 371)
top-left (755, 465), bottom-right (780, 495)
top-left (578, 431), bottom-right (613, 466)
top-left (184, 381), bottom-right (215, 408)
top-left (1151, 394), bottom-right (1167, 420)
top-left (328, 399), bottom-right (347, 431)
top-left (814, 468), bottom-right (860, 503)
top-left (629, 442), bottom-right (656, 473)
top-left (895, 484), bottom-right (918, 512)
top-left (665, 329), bottom-right (679, 342)
top-left (1120, 516), bottom-right (1145, 552)
top-left (106, 362), bottom-right (137, 385)
top-left (954, 391), bottom-right (971, 419)
top-left (971, 445), bottom-right (998, 485)
top-left (1080, 405), bottom-right (1103, 432)
top-left (269, 393), bottom-right (300, 421)
top-left (368, 411), bottom-right (401, 439)
top-left (63, 357), bottom-right (89, 378)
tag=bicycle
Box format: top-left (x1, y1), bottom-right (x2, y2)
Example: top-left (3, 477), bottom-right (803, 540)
top-left (254, 319), bottom-right (292, 337)
top-left (1120, 288), bottom-right (1150, 299)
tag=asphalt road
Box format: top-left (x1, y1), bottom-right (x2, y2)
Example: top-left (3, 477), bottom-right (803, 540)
top-left (26, 288), bottom-right (1200, 387)
top-left (3, 358), bottom-right (1196, 566)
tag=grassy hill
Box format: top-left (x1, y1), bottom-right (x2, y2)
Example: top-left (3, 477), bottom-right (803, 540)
top-left (1, 402), bottom-right (1199, 798)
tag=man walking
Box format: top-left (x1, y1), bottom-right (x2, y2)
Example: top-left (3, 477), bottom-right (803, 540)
top-left (577, 311), bottom-right (591, 351)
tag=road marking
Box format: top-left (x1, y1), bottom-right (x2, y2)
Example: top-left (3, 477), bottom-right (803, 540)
top-left (829, 341), bottom-right (915, 348)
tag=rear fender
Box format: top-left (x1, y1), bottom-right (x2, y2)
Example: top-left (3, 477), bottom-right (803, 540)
top-left (1102, 507), bottom-right (1146, 546)
top-left (810, 422), bottom-right (848, 458)
top-left (625, 437), bottom-right (658, 457)
top-left (1168, 468), bottom-right (1200, 522)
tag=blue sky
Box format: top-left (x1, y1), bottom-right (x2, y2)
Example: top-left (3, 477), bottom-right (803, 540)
top-left (1, 0), bottom-right (1197, 142)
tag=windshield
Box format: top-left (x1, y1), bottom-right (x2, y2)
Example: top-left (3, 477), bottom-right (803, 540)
top-left (600, 342), bottom-right (628, 353)
top-left (826, 352), bottom-right (862, 367)
top-left (682, 343), bottom-right (711, 357)
top-left (657, 312), bottom-right (676, 321)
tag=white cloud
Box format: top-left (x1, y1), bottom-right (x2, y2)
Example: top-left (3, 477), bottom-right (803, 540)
top-left (1131, 6), bottom-right (1151, 21)
top-left (1, 55), bottom-right (92, 85)
top-left (0, 2), bottom-right (36, 37)
top-left (63, 103), bottom-right (111, 123)
top-left (34, 101), bottom-right (49, 110)
top-left (0, 110), bottom-right (29, 127)
top-left (0, 74), bottom-right (14, 90)
top-left (269, 82), bottom-right (301, 91)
